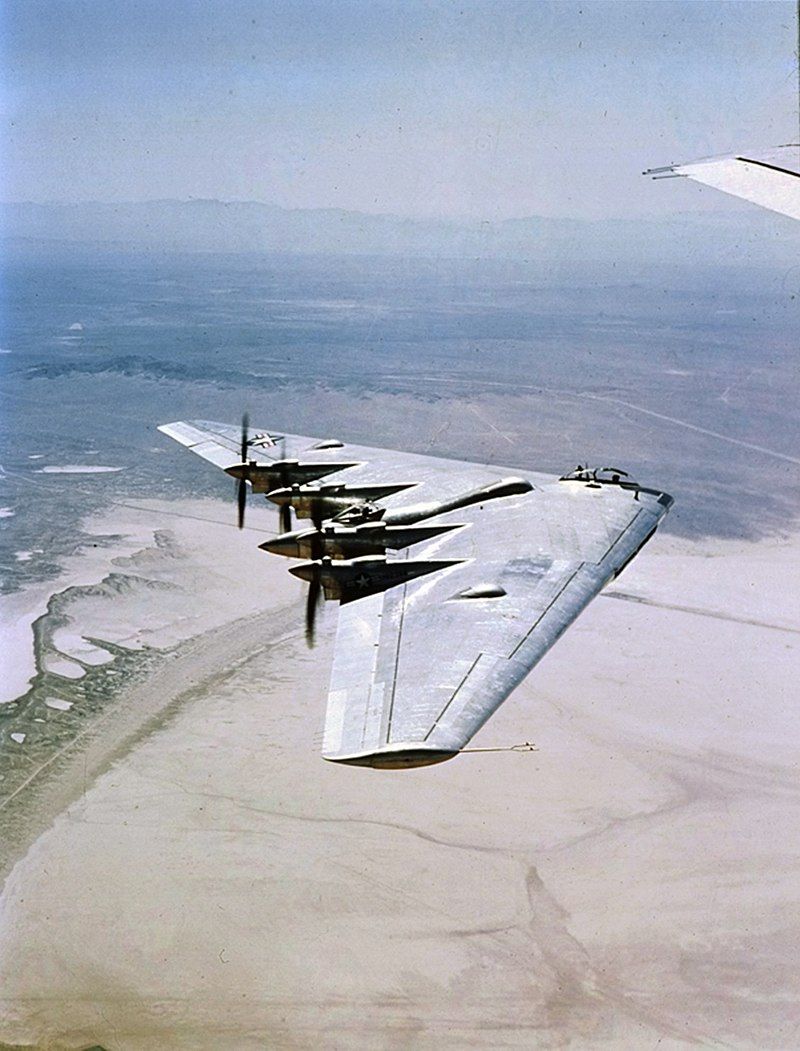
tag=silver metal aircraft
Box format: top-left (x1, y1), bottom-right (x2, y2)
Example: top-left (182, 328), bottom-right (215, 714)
top-left (159, 418), bottom-right (673, 768)
top-left (644, 143), bottom-right (800, 221)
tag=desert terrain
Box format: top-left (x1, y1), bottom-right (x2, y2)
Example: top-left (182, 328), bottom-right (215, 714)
top-left (0, 494), bottom-right (797, 1049)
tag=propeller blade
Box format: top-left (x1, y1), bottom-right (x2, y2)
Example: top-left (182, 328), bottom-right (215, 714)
top-left (305, 573), bottom-right (321, 646)
top-left (235, 411), bottom-right (250, 529)
top-left (237, 477), bottom-right (247, 529)
top-left (279, 502), bottom-right (293, 534)
top-left (279, 436), bottom-right (288, 487)
top-left (240, 411), bottom-right (250, 462)
top-left (310, 498), bottom-right (324, 533)
top-left (309, 525), bottom-right (324, 561)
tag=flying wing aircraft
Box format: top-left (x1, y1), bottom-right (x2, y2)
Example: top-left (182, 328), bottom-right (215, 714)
top-left (644, 144), bottom-right (800, 221)
top-left (159, 419), bottom-right (673, 768)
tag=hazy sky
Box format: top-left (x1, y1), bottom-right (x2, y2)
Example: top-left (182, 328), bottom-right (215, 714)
top-left (2, 0), bottom-right (797, 219)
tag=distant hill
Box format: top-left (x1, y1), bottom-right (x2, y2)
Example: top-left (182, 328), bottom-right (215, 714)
top-left (2, 198), bottom-right (798, 277)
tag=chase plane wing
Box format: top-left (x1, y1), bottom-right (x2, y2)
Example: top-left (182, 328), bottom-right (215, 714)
top-left (645, 144), bottom-right (800, 222)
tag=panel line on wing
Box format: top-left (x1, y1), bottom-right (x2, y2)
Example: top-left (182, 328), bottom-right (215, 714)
top-left (385, 581), bottom-right (410, 745)
top-left (508, 565), bottom-right (583, 660)
top-left (323, 689), bottom-right (348, 755)
top-left (423, 653), bottom-right (482, 741)
top-left (359, 604), bottom-right (385, 749)
top-left (598, 509), bottom-right (644, 564)
top-left (736, 157), bottom-right (800, 179)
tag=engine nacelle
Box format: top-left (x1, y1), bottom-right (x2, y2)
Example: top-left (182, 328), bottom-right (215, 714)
top-left (224, 459), bottom-right (359, 493)
top-left (289, 555), bottom-right (463, 602)
top-left (267, 482), bottom-right (415, 518)
top-left (261, 521), bottom-right (461, 560)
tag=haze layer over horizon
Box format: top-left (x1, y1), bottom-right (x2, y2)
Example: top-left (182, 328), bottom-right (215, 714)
top-left (2, 0), bottom-right (796, 221)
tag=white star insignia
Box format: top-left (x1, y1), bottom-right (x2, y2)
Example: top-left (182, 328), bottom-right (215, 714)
top-left (250, 432), bottom-right (281, 448)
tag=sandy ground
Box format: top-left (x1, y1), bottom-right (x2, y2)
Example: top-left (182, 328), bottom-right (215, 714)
top-left (0, 499), bottom-right (799, 1049)
top-left (0, 499), bottom-right (286, 705)
top-left (0, 499), bottom-right (297, 874)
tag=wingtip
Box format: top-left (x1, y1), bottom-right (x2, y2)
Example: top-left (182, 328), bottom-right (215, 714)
top-left (156, 421), bottom-right (204, 449)
top-left (323, 744), bottom-right (459, 769)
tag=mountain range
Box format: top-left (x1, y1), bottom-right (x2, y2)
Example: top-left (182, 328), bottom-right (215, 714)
top-left (2, 198), bottom-right (798, 278)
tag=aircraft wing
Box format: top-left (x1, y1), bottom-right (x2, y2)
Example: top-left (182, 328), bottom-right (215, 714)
top-left (645, 144), bottom-right (800, 222)
top-left (325, 483), bottom-right (670, 768)
top-left (159, 420), bottom-right (672, 768)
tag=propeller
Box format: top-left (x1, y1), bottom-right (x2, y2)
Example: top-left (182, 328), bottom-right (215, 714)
top-left (236, 412), bottom-right (250, 529)
top-left (304, 500), bottom-right (326, 645)
top-left (236, 420), bottom-right (295, 534)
